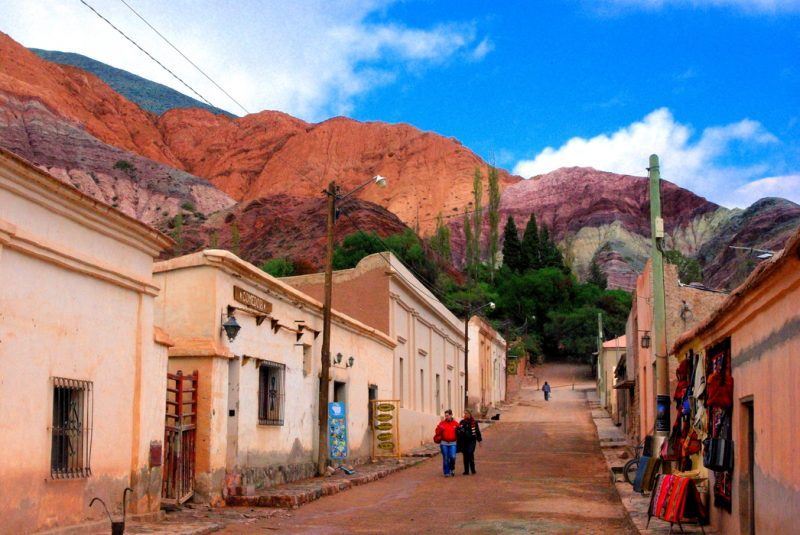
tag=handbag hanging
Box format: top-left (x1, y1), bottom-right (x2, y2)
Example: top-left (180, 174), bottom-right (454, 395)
top-left (703, 415), bottom-right (734, 472)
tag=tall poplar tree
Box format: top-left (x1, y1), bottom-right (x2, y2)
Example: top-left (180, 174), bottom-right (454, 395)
top-left (471, 167), bottom-right (483, 267)
top-left (501, 216), bottom-right (523, 272)
top-left (487, 166), bottom-right (501, 279)
top-left (231, 221), bottom-right (241, 256)
top-left (430, 212), bottom-right (452, 263)
top-left (463, 209), bottom-right (475, 281)
top-left (521, 214), bottom-right (541, 270)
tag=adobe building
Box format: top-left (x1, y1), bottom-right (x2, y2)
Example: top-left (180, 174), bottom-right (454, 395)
top-left (671, 228), bottom-right (800, 534)
top-left (284, 252), bottom-right (466, 452)
top-left (597, 335), bottom-right (625, 422)
top-left (467, 315), bottom-right (507, 412)
top-left (625, 260), bottom-right (727, 442)
top-left (154, 250), bottom-right (395, 504)
top-left (0, 148), bottom-right (174, 531)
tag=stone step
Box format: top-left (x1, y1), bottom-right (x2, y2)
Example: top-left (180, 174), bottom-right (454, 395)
top-left (226, 459), bottom-right (424, 509)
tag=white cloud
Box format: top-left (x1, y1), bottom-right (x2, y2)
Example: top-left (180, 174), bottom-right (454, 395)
top-left (470, 37), bottom-right (494, 61)
top-left (513, 108), bottom-right (782, 206)
top-left (0, 0), bottom-right (485, 120)
top-left (597, 0), bottom-right (800, 13)
top-left (726, 175), bottom-right (800, 206)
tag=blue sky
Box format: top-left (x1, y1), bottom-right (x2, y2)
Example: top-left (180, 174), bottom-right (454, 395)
top-left (2, 0), bottom-right (799, 206)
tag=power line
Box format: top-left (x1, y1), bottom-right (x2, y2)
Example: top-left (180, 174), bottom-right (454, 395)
top-left (78, 0), bottom-right (218, 110)
top-left (117, 0), bottom-right (250, 115)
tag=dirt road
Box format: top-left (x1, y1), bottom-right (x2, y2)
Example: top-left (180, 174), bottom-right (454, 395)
top-left (222, 363), bottom-right (636, 534)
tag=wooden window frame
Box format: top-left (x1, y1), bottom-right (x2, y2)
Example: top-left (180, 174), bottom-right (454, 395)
top-left (258, 361), bottom-right (285, 426)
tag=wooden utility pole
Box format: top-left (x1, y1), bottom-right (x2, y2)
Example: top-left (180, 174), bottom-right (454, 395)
top-left (317, 180), bottom-right (336, 475)
top-left (463, 314), bottom-right (470, 411)
top-left (649, 155), bottom-right (670, 445)
top-left (597, 312), bottom-right (603, 402)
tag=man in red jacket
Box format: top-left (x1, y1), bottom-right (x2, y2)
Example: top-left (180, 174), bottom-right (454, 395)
top-left (434, 409), bottom-right (460, 477)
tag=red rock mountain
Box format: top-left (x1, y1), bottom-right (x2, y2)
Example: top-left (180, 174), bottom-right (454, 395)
top-left (0, 32), bottom-right (517, 235)
top-left (1, 31), bottom-right (798, 289)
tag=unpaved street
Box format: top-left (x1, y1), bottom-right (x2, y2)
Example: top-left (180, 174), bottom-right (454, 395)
top-left (221, 363), bottom-right (636, 534)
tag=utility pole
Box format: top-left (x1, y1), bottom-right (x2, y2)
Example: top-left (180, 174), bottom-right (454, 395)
top-left (316, 175), bottom-right (387, 475)
top-left (597, 312), bottom-right (603, 403)
top-left (464, 314), bottom-right (470, 411)
top-left (317, 180), bottom-right (336, 476)
top-left (649, 154), bottom-right (670, 448)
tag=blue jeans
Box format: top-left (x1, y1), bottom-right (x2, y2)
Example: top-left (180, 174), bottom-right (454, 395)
top-left (440, 442), bottom-right (456, 475)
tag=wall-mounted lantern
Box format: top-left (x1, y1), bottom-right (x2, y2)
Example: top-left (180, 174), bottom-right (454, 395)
top-left (335, 352), bottom-right (343, 365)
top-left (641, 332), bottom-right (651, 349)
top-left (347, 356), bottom-right (355, 368)
top-left (222, 313), bottom-right (241, 342)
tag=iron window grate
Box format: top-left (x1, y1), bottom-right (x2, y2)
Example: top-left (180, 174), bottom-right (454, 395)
top-left (258, 361), bottom-right (285, 425)
top-left (51, 377), bottom-right (93, 479)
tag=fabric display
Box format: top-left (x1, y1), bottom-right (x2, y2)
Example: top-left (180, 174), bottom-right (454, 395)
top-left (704, 341), bottom-right (734, 512)
top-left (647, 474), bottom-right (707, 528)
top-left (663, 352), bottom-right (698, 471)
top-left (633, 455), bottom-right (661, 494)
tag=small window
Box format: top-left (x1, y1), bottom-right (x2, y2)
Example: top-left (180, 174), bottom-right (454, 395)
top-left (51, 377), bottom-right (93, 479)
top-left (258, 361), bottom-right (285, 425)
top-left (302, 344), bottom-right (312, 377)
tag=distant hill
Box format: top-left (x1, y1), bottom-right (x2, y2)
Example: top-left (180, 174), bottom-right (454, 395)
top-left (0, 34), bottom-right (796, 287)
top-left (30, 48), bottom-right (234, 117)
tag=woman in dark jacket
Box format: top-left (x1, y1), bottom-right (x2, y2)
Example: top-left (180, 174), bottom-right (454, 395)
top-left (457, 410), bottom-right (482, 475)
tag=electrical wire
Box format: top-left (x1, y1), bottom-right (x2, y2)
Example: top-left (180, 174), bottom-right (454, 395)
top-left (78, 0), bottom-right (218, 110)
top-left (117, 0), bottom-right (250, 115)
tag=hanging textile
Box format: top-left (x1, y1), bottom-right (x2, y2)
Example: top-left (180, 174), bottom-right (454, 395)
top-left (704, 339), bottom-right (733, 512)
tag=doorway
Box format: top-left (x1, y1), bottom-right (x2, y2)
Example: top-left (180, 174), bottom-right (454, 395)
top-left (163, 370), bottom-right (198, 505)
top-left (333, 381), bottom-right (347, 404)
top-left (226, 359), bottom-right (240, 471)
top-left (742, 399), bottom-right (755, 534)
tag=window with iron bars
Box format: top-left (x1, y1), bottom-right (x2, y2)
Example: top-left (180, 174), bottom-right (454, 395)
top-left (258, 361), bottom-right (285, 425)
top-left (51, 377), bottom-right (93, 479)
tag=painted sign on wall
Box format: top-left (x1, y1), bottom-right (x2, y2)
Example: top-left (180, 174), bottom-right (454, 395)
top-left (328, 402), bottom-right (348, 460)
top-left (371, 400), bottom-right (400, 458)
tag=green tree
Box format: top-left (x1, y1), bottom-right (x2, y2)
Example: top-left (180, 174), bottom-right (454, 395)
top-left (521, 214), bottom-right (541, 270)
top-left (209, 230), bottom-right (219, 249)
top-left (463, 209), bottom-right (475, 281)
top-left (501, 216), bottom-right (524, 272)
top-left (545, 305), bottom-right (605, 362)
top-left (487, 166), bottom-right (501, 278)
top-left (171, 212), bottom-right (183, 255)
top-left (471, 167), bottom-right (483, 266)
top-left (664, 249), bottom-right (703, 284)
top-left (260, 258), bottom-right (295, 277)
top-left (539, 224), bottom-right (565, 270)
top-left (429, 212), bottom-right (452, 263)
top-left (231, 221), bottom-right (241, 256)
top-left (333, 229), bottom-right (439, 291)
top-left (588, 258), bottom-right (608, 290)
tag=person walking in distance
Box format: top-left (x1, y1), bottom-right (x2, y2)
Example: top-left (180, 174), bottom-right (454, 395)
top-left (543, 381), bottom-right (551, 401)
top-left (434, 409), bottom-right (459, 477)
top-left (458, 409), bottom-right (482, 475)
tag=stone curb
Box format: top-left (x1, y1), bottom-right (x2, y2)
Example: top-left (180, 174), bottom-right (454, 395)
top-left (226, 459), bottom-right (425, 509)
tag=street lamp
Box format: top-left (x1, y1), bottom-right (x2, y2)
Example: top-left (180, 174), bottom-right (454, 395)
top-left (317, 175), bottom-right (388, 476)
top-left (464, 301), bottom-right (495, 410)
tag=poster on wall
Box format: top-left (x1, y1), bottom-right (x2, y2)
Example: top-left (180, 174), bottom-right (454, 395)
top-left (656, 394), bottom-right (671, 433)
top-left (328, 402), bottom-right (348, 460)
top-left (371, 400), bottom-right (400, 459)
